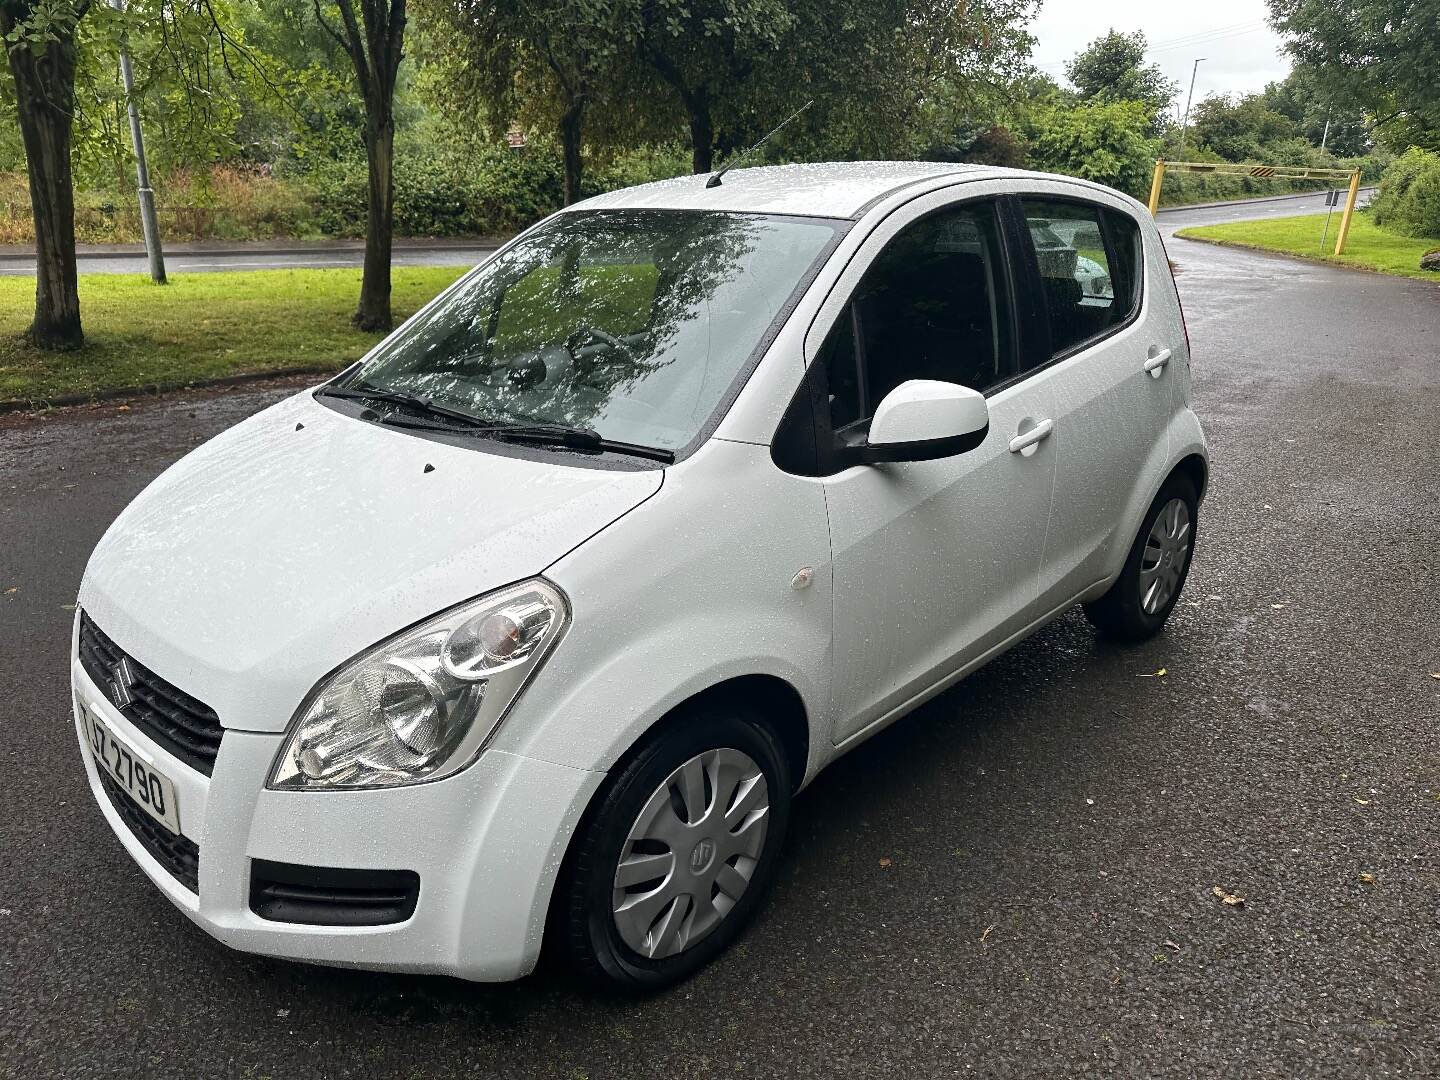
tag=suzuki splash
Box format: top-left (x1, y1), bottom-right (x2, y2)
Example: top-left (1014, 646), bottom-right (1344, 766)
top-left (73, 162), bottom-right (1206, 991)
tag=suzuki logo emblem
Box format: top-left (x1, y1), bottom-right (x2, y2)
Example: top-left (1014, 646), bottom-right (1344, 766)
top-left (109, 657), bottom-right (137, 711)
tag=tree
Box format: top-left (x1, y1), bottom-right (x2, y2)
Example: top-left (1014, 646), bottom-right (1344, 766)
top-left (1268, 0), bottom-right (1440, 151)
top-left (769, 0), bottom-right (1039, 164)
top-left (2, 0), bottom-right (87, 348)
top-left (629, 0), bottom-right (794, 173)
top-left (313, 0), bottom-right (407, 331)
top-left (1188, 93), bottom-right (1298, 162)
top-left (416, 0), bottom-right (644, 206)
top-left (230, 0), bottom-right (367, 167)
top-left (1, 0), bottom-right (233, 349)
top-left (1065, 29), bottom-right (1176, 121)
top-left (1260, 65), bottom-right (1370, 157)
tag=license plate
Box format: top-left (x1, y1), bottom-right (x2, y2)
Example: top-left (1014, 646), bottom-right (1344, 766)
top-left (80, 702), bottom-right (182, 834)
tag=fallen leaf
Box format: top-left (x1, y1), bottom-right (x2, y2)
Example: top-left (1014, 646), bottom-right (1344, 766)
top-left (1212, 886), bottom-right (1245, 907)
top-left (1163, 940), bottom-right (1182, 952)
top-left (1355, 798), bottom-right (1371, 806)
top-left (878, 857), bottom-right (892, 869)
top-left (277, 1008), bottom-right (290, 1018)
top-left (116, 404), bottom-right (131, 412)
top-left (979, 925), bottom-right (994, 945)
top-left (1138, 668), bottom-right (1168, 678)
top-left (1270, 603), bottom-right (1287, 610)
top-left (1359, 873), bottom-right (1377, 885)
top-left (3, 587), bottom-right (16, 595)
top-left (1430, 673), bottom-right (1440, 681)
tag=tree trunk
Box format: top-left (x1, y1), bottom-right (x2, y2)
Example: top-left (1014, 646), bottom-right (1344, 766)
top-left (684, 86), bottom-right (715, 174)
top-left (7, 31), bottom-right (83, 350)
top-left (354, 111), bottom-right (394, 332)
top-left (644, 48), bottom-right (715, 175)
top-left (559, 98), bottom-right (586, 206)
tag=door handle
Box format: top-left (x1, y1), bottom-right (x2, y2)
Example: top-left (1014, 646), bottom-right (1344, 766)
top-left (1008, 418), bottom-right (1054, 454)
top-left (1143, 348), bottom-right (1173, 374)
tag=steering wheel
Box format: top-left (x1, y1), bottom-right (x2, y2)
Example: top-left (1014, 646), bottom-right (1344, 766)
top-left (567, 326), bottom-right (635, 365)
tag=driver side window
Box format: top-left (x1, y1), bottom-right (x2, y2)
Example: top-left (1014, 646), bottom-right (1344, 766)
top-left (819, 201), bottom-right (1013, 446)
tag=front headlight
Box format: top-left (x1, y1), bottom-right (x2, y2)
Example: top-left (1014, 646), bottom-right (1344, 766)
top-left (268, 579), bottom-right (569, 790)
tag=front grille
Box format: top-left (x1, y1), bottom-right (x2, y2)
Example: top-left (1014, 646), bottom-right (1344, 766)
top-left (77, 612), bottom-right (224, 776)
top-left (250, 860), bottom-right (420, 926)
top-left (95, 769), bottom-right (200, 893)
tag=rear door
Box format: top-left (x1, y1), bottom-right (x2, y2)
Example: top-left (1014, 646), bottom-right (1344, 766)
top-left (1008, 195), bottom-right (1174, 610)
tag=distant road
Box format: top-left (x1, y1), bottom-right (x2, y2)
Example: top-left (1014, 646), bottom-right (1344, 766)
top-left (0, 239), bottom-right (502, 277)
top-left (0, 188), bottom-right (1375, 276)
top-left (1155, 187), bottom-right (1376, 233)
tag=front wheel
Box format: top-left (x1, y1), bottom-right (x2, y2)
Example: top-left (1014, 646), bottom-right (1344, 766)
top-left (1083, 473), bottom-right (1198, 641)
top-left (554, 705), bottom-right (792, 992)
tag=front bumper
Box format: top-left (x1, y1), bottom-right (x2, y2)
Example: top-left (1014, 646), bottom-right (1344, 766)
top-left (72, 655), bottom-right (604, 982)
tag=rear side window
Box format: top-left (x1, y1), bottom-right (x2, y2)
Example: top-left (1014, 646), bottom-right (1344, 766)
top-left (1019, 199), bottom-right (1142, 358)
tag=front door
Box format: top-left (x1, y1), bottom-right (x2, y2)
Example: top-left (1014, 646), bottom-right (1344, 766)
top-left (815, 199), bottom-right (1058, 744)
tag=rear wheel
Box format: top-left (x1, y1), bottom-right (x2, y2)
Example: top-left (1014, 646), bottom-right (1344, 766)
top-left (1083, 473), bottom-right (1198, 641)
top-left (555, 703), bottom-right (791, 992)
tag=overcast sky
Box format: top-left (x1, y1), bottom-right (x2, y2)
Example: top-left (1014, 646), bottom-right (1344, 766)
top-left (1029, 0), bottom-right (1293, 112)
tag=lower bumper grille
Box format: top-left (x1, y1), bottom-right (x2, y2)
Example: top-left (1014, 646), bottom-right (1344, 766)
top-left (96, 769), bottom-right (200, 894)
top-left (250, 860), bottom-right (419, 926)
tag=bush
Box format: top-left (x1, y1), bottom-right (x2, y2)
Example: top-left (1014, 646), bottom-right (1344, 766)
top-left (302, 140), bottom-right (689, 239)
top-left (1370, 148), bottom-right (1440, 239)
top-left (4, 142), bottom-right (689, 248)
top-left (1024, 100), bottom-right (1158, 198)
top-left (0, 166), bottom-right (315, 245)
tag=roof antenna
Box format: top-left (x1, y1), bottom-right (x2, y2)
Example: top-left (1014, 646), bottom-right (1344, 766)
top-left (705, 100), bottom-right (813, 189)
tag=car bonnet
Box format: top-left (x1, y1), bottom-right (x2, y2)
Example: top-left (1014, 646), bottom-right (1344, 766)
top-left (77, 390), bottom-right (662, 733)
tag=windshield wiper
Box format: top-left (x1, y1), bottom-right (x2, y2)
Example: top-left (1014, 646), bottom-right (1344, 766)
top-left (484, 423), bottom-right (676, 464)
top-left (317, 381), bottom-right (491, 429)
top-left (319, 383), bottom-right (674, 463)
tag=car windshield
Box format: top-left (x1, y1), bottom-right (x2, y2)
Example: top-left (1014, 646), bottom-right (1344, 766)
top-left (339, 209), bottom-right (842, 452)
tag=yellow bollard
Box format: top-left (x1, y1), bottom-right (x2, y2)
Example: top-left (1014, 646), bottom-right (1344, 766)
top-left (1147, 159), bottom-right (1166, 217)
top-left (1334, 170), bottom-right (1362, 256)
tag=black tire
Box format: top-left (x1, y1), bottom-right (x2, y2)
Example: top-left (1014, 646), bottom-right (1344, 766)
top-left (554, 702), bottom-right (792, 992)
top-left (1083, 473), bottom-right (1199, 642)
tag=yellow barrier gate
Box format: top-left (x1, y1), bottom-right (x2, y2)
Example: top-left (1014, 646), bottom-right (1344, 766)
top-left (1147, 159), bottom-right (1364, 255)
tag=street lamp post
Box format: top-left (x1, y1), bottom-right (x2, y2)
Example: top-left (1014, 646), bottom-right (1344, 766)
top-left (110, 0), bottom-right (166, 284)
top-left (1178, 58), bottom-right (1206, 156)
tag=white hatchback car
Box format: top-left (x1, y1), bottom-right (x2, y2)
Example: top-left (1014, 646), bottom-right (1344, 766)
top-left (74, 162), bottom-right (1205, 991)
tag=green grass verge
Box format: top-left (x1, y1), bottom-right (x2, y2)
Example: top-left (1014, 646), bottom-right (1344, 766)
top-left (0, 265), bottom-right (470, 403)
top-left (1175, 212), bottom-right (1440, 281)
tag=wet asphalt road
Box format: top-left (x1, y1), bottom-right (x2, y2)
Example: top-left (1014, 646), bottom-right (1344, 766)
top-left (2, 221), bottom-right (1438, 1078)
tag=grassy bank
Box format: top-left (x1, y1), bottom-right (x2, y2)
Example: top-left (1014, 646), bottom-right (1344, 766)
top-left (0, 266), bottom-right (469, 404)
top-left (1175, 212), bottom-right (1439, 281)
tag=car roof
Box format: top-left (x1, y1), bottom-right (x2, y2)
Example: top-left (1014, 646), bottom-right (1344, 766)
top-left (567, 161), bottom-right (1014, 220)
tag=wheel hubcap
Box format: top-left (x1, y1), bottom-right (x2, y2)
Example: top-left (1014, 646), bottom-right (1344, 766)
top-left (1139, 497), bottom-right (1192, 615)
top-left (611, 748), bottom-right (770, 960)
